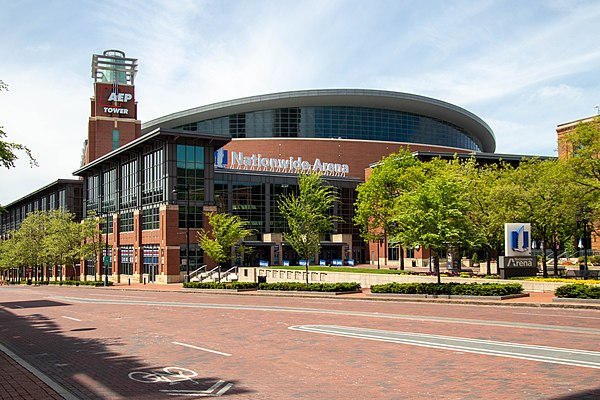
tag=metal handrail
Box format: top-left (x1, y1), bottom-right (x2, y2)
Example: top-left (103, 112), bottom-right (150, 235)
top-left (220, 266), bottom-right (238, 282)
top-left (200, 267), bottom-right (220, 282)
top-left (188, 265), bottom-right (207, 280)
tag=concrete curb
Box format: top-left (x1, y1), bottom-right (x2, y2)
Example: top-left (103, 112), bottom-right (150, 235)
top-left (367, 293), bottom-right (530, 300)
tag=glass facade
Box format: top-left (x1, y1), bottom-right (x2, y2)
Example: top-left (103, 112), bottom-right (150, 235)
top-left (142, 149), bottom-right (164, 205)
top-left (120, 158), bottom-right (138, 209)
top-left (176, 106), bottom-right (482, 151)
top-left (215, 171), bottom-right (360, 236)
top-left (175, 145), bottom-right (204, 201)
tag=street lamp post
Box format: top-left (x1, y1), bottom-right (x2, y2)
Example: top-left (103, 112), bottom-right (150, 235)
top-left (577, 209), bottom-right (589, 271)
top-left (173, 185), bottom-right (190, 283)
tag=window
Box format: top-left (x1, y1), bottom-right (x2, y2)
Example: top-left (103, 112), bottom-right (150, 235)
top-left (142, 149), bottom-right (164, 205)
top-left (232, 182), bottom-right (264, 230)
top-left (176, 145), bottom-right (204, 201)
top-left (85, 259), bottom-right (95, 276)
top-left (86, 174), bottom-right (100, 214)
top-left (120, 211), bottom-right (134, 232)
top-left (142, 245), bottom-right (159, 274)
top-left (58, 189), bottom-right (66, 211)
top-left (178, 205), bottom-right (203, 229)
top-left (112, 129), bottom-right (120, 150)
top-left (101, 215), bottom-right (113, 234)
top-left (180, 244), bottom-right (203, 272)
top-left (120, 245), bottom-right (134, 275)
top-left (142, 206), bottom-right (160, 230)
top-left (121, 158), bottom-right (138, 208)
top-left (102, 168), bottom-right (117, 212)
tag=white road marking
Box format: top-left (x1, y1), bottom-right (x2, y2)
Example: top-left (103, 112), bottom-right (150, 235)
top-left (52, 295), bottom-right (600, 336)
top-left (290, 325), bottom-right (600, 369)
top-left (172, 342), bottom-right (231, 357)
top-left (512, 312), bottom-right (600, 320)
top-left (62, 316), bottom-right (82, 322)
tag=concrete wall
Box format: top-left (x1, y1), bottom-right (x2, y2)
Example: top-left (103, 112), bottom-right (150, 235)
top-left (239, 267), bottom-right (573, 292)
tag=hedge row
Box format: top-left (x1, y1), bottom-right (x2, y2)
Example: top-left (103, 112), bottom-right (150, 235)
top-left (183, 281), bottom-right (258, 290)
top-left (258, 282), bottom-right (361, 292)
top-left (370, 282), bottom-right (523, 296)
top-left (555, 284), bottom-right (600, 299)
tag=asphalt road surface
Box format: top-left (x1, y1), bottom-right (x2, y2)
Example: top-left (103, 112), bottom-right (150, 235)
top-left (1, 285), bottom-right (599, 399)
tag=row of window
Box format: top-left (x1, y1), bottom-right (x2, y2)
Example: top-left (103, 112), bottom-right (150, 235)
top-left (214, 181), bottom-right (356, 235)
top-left (86, 148), bottom-right (165, 214)
top-left (0, 187), bottom-right (81, 235)
top-left (176, 106), bottom-right (481, 151)
top-left (81, 244), bottom-right (203, 275)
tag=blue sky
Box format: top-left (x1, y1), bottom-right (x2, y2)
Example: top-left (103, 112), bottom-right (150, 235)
top-left (1, 0), bottom-right (600, 205)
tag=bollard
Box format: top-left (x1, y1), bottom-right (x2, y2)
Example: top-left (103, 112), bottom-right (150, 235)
top-left (128, 278), bottom-right (131, 285)
top-left (143, 277), bottom-right (146, 285)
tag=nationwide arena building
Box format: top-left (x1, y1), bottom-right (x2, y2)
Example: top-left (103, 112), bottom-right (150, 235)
top-left (1, 50), bottom-right (499, 283)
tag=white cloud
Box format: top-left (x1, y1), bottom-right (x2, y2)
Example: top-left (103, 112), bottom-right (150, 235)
top-left (2, 0), bottom-right (600, 204)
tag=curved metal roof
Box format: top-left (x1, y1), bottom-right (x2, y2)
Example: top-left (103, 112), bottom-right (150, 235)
top-left (142, 89), bottom-right (496, 152)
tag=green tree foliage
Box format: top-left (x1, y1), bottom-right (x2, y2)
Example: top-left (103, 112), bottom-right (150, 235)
top-left (497, 159), bottom-right (587, 276)
top-left (0, 210), bottom-right (89, 280)
top-left (392, 158), bottom-right (476, 282)
top-left (461, 159), bottom-right (513, 274)
top-left (354, 149), bottom-right (421, 269)
top-left (80, 213), bottom-right (106, 276)
top-left (278, 173), bottom-right (341, 284)
top-left (564, 116), bottom-right (600, 194)
top-left (198, 212), bottom-right (255, 270)
top-left (0, 80), bottom-right (36, 170)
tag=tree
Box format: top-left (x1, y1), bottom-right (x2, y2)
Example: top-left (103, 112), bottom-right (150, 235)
top-left (498, 159), bottom-right (588, 276)
top-left (42, 210), bottom-right (83, 280)
top-left (461, 159), bottom-right (512, 275)
top-left (279, 173), bottom-right (341, 284)
top-left (0, 80), bottom-right (37, 170)
top-left (0, 237), bottom-right (20, 282)
top-left (198, 212), bottom-right (254, 280)
top-left (80, 213), bottom-right (106, 280)
top-left (354, 149), bottom-right (421, 269)
top-left (393, 158), bottom-right (476, 283)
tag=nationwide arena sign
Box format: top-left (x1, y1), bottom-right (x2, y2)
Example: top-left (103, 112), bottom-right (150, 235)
top-left (215, 149), bottom-right (349, 176)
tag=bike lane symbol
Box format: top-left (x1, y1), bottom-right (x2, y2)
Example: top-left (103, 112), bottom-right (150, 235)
top-left (128, 367), bottom-right (233, 397)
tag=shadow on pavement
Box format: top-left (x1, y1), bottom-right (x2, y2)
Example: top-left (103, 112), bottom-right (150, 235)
top-left (0, 305), bottom-right (251, 399)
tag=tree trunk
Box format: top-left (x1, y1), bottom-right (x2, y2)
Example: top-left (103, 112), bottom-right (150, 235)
top-left (552, 238), bottom-right (559, 276)
top-left (433, 251), bottom-right (441, 284)
top-left (399, 245), bottom-right (404, 270)
top-left (541, 240), bottom-right (548, 278)
top-left (486, 248), bottom-right (492, 276)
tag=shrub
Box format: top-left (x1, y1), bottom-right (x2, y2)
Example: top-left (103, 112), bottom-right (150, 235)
top-left (258, 282), bottom-right (361, 292)
top-left (183, 281), bottom-right (258, 290)
top-left (555, 284), bottom-right (600, 299)
top-left (370, 282), bottom-right (523, 296)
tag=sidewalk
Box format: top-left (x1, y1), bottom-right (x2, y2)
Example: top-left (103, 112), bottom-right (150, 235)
top-left (0, 284), bottom-right (596, 400)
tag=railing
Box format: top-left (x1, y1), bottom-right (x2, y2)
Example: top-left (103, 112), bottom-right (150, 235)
top-left (220, 266), bottom-right (238, 282)
top-left (187, 265), bottom-right (207, 281)
top-left (199, 267), bottom-right (220, 282)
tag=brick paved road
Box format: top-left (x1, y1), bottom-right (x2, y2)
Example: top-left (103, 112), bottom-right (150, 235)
top-left (1, 285), bottom-right (599, 399)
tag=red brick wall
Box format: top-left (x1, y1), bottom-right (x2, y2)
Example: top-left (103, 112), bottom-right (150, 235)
top-left (223, 138), bottom-right (471, 179)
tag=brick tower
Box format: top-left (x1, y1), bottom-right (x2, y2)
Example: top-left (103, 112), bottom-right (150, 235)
top-left (84, 50), bottom-right (140, 165)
